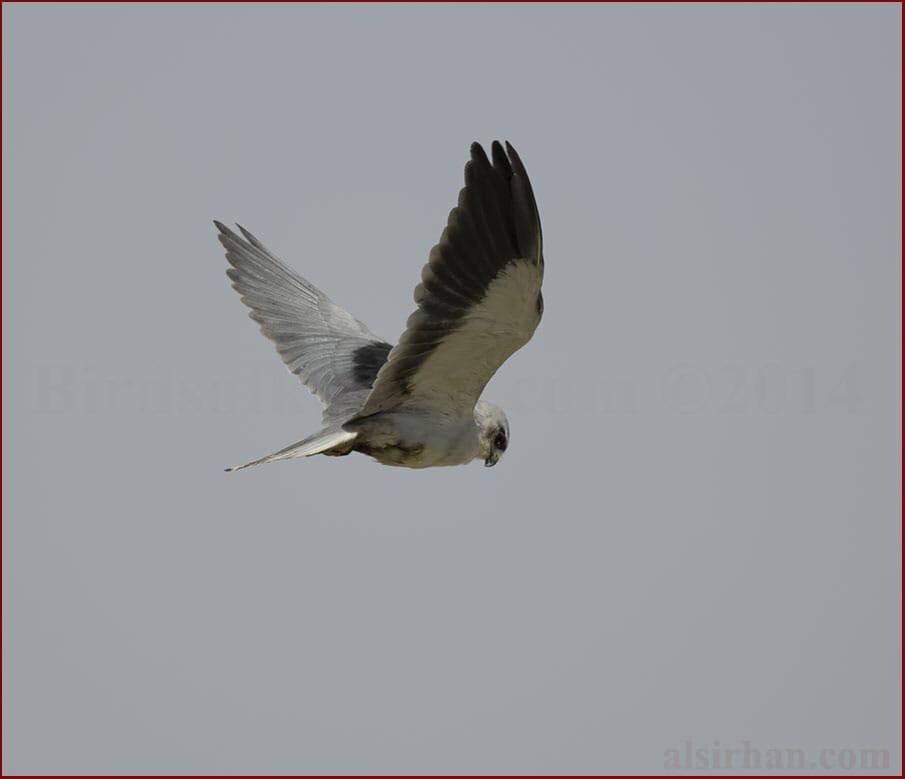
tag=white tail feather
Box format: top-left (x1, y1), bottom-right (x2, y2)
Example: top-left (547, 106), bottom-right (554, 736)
top-left (225, 430), bottom-right (357, 472)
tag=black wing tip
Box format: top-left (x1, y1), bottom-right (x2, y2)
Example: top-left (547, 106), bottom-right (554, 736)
top-left (470, 139), bottom-right (519, 152)
top-left (469, 142), bottom-right (492, 172)
top-left (504, 141), bottom-right (528, 178)
top-left (490, 140), bottom-right (513, 177)
top-left (469, 140), bottom-right (522, 178)
top-left (468, 139), bottom-right (523, 184)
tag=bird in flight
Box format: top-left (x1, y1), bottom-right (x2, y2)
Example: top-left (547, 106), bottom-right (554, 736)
top-left (216, 141), bottom-right (544, 471)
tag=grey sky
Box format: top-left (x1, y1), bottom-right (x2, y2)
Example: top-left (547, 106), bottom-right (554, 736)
top-left (3, 3), bottom-right (901, 775)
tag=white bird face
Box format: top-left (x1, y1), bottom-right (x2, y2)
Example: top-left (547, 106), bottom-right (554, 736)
top-left (476, 401), bottom-right (510, 467)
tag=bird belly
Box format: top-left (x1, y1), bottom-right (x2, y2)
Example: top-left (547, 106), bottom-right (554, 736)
top-left (348, 412), bottom-right (478, 468)
top-left (354, 440), bottom-right (470, 468)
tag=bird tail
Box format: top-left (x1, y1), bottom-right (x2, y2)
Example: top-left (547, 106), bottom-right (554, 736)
top-left (225, 429), bottom-right (357, 472)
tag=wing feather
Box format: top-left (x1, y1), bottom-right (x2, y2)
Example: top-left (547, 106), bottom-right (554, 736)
top-left (357, 141), bottom-right (543, 418)
top-left (215, 221), bottom-right (390, 419)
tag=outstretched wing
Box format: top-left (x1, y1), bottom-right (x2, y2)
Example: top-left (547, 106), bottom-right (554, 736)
top-left (215, 221), bottom-right (391, 420)
top-left (356, 141), bottom-right (544, 418)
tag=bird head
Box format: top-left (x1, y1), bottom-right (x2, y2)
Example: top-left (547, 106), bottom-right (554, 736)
top-left (475, 401), bottom-right (510, 467)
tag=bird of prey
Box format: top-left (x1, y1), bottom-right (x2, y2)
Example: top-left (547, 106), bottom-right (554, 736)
top-left (216, 141), bottom-right (544, 471)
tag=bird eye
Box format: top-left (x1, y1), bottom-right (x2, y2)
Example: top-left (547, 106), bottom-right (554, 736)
top-left (494, 431), bottom-right (507, 451)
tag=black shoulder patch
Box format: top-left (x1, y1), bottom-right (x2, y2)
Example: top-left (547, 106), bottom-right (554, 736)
top-left (352, 341), bottom-right (393, 387)
top-left (536, 290), bottom-right (544, 317)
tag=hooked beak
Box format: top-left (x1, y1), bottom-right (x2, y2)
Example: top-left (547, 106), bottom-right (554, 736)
top-left (484, 454), bottom-right (499, 467)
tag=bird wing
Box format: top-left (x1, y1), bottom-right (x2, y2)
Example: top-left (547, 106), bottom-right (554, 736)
top-left (215, 221), bottom-right (391, 421)
top-left (356, 141), bottom-right (544, 418)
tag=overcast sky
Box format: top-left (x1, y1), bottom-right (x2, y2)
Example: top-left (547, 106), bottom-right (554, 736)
top-left (3, 3), bottom-right (901, 775)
